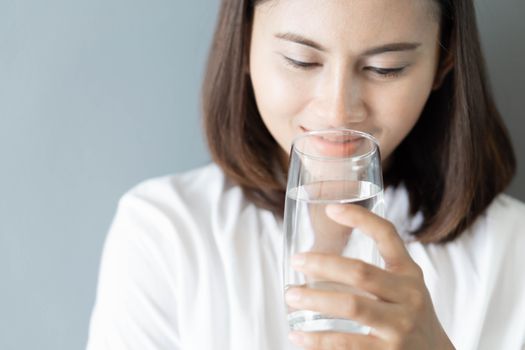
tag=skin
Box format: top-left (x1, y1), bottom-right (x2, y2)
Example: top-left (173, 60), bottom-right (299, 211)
top-left (249, 0), bottom-right (447, 168)
top-left (249, 0), bottom-right (455, 348)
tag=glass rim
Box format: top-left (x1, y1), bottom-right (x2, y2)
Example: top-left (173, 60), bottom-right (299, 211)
top-left (291, 128), bottom-right (380, 161)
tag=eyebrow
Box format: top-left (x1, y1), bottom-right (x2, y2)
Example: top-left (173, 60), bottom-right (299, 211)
top-left (275, 32), bottom-right (421, 55)
top-left (275, 32), bottom-right (326, 51)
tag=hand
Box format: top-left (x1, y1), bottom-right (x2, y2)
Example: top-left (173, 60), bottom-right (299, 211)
top-left (285, 204), bottom-right (455, 350)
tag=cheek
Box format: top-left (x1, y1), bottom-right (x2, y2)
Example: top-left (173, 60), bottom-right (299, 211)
top-left (372, 71), bottom-right (435, 158)
top-left (250, 61), bottom-right (310, 149)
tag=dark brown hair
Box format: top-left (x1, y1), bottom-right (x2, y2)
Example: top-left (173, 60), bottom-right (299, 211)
top-left (202, 0), bottom-right (516, 244)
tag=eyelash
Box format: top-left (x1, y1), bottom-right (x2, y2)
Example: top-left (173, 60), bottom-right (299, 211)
top-left (283, 57), bottom-right (406, 79)
top-left (364, 66), bottom-right (406, 78)
top-left (283, 57), bottom-right (320, 69)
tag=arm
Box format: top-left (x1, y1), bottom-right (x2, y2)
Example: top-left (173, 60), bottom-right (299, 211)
top-left (86, 193), bottom-right (181, 350)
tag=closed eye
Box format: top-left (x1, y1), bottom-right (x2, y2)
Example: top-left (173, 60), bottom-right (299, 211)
top-left (283, 56), bottom-right (320, 70)
top-left (365, 66), bottom-right (407, 78)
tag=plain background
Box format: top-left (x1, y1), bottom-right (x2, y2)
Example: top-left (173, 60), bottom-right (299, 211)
top-left (0, 1), bottom-right (523, 349)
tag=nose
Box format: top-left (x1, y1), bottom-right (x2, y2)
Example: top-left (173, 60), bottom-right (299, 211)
top-left (314, 68), bottom-right (367, 128)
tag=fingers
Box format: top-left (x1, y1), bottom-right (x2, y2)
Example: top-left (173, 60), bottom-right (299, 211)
top-left (326, 204), bottom-right (417, 273)
top-left (291, 253), bottom-right (409, 303)
top-left (289, 331), bottom-right (383, 350)
top-left (286, 286), bottom-right (399, 336)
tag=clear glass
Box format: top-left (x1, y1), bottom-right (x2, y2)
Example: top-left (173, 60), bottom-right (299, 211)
top-left (283, 128), bottom-right (385, 334)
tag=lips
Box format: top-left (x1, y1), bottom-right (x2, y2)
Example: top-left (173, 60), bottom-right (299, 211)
top-left (300, 127), bottom-right (364, 157)
top-left (312, 134), bottom-right (362, 157)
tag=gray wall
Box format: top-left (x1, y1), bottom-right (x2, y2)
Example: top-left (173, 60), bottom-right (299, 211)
top-left (0, 1), bottom-right (217, 349)
top-left (0, 1), bottom-right (523, 349)
top-left (477, 0), bottom-right (525, 196)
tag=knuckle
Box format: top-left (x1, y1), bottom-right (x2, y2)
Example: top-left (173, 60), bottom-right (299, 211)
top-left (316, 333), bottom-right (353, 350)
top-left (408, 288), bottom-right (426, 311)
top-left (354, 205), bottom-right (369, 220)
top-left (351, 260), bottom-right (371, 284)
top-left (414, 293), bottom-right (426, 311)
top-left (410, 263), bottom-right (424, 279)
top-left (349, 210), bottom-right (362, 226)
top-left (307, 255), bottom-right (321, 271)
top-left (342, 294), bottom-right (360, 318)
top-left (308, 333), bottom-right (323, 349)
top-left (325, 255), bottom-right (341, 271)
top-left (385, 221), bottom-right (397, 234)
top-left (388, 330), bottom-right (407, 350)
top-left (332, 335), bottom-right (352, 350)
top-left (385, 224), bottom-right (401, 243)
top-left (397, 314), bottom-right (417, 334)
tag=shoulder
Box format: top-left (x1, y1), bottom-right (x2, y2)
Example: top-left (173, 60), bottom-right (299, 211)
top-left (88, 166), bottom-right (237, 348)
top-left (464, 194), bottom-right (525, 274)
top-left (483, 193), bottom-right (525, 240)
top-left (125, 162), bottom-right (233, 206)
top-left (476, 194), bottom-right (525, 262)
top-left (115, 163), bottom-right (250, 241)
top-left (486, 193), bottom-right (525, 221)
top-left (447, 193), bottom-right (525, 254)
top-left (121, 163), bottom-right (240, 209)
top-left (99, 163), bottom-right (251, 288)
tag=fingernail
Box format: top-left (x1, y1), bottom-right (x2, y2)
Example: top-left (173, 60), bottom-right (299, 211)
top-left (326, 204), bottom-right (346, 215)
top-left (288, 332), bottom-right (304, 345)
top-left (285, 289), bottom-right (302, 303)
top-left (291, 254), bottom-right (306, 268)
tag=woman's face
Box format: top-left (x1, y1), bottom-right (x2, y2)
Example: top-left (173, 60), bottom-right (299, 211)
top-left (249, 0), bottom-right (442, 164)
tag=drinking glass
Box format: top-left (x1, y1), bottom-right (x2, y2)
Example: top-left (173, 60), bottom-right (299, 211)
top-left (283, 128), bottom-right (384, 334)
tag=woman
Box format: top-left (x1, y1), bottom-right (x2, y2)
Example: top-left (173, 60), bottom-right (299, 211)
top-left (87, 0), bottom-right (524, 349)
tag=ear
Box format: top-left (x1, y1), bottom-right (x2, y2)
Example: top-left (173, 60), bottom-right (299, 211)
top-left (432, 49), bottom-right (454, 90)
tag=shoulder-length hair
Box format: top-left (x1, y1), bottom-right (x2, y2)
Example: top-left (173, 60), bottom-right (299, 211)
top-left (202, 0), bottom-right (516, 244)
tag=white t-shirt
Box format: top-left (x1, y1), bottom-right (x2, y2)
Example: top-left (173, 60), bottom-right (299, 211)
top-left (86, 163), bottom-right (525, 350)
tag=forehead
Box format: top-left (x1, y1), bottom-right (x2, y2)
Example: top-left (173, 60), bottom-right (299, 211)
top-left (255, 0), bottom-right (440, 51)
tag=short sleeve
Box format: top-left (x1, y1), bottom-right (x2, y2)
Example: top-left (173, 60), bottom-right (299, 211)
top-left (86, 191), bottom-right (181, 350)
